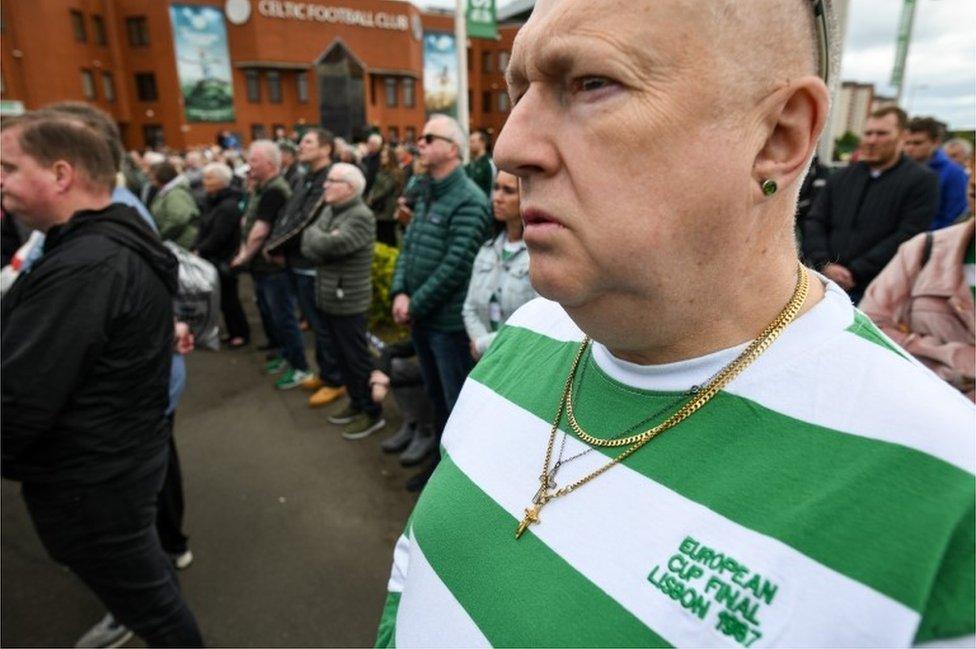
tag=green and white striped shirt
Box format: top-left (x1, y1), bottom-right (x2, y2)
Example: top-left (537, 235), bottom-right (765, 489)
top-left (377, 282), bottom-right (975, 647)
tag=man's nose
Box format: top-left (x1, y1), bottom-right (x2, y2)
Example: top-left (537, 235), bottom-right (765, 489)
top-left (494, 85), bottom-right (559, 179)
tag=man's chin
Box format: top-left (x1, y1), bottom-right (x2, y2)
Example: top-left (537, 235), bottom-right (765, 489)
top-left (529, 263), bottom-right (590, 309)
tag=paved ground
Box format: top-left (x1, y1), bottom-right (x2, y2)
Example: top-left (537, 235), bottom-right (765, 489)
top-left (1, 297), bottom-right (419, 647)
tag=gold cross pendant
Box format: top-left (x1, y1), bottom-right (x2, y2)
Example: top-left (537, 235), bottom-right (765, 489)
top-left (515, 503), bottom-right (542, 540)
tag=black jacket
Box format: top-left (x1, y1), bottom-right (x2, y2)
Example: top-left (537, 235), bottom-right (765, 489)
top-left (265, 164), bottom-right (330, 270)
top-left (195, 186), bottom-right (244, 264)
top-left (1, 203), bottom-right (178, 486)
top-left (802, 155), bottom-right (939, 289)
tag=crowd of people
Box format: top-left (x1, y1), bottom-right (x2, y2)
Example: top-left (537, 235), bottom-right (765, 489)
top-left (1, 9), bottom-right (974, 644)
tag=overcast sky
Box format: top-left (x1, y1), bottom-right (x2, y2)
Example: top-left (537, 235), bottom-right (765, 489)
top-left (415, 0), bottom-right (976, 130)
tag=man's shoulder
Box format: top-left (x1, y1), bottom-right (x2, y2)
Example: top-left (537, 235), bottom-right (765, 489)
top-left (736, 300), bottom-right (974, 475)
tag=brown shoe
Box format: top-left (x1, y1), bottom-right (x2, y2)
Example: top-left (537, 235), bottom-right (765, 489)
top-left (301, 375), bottom-right (325, 391)
top-left (309, 385), bottom-right (347, 408)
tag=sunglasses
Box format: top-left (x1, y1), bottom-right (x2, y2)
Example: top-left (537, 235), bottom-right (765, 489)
top-left (810, 0), bottom-right (830, 85)
top-left (421, 133), bottom-right (457, 146)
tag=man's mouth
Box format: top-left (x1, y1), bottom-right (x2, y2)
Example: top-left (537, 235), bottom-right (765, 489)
top-left (522, 209), bottom-right (565, 228)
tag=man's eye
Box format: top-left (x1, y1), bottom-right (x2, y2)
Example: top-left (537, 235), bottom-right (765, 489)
top-left (573, 77), bottom-right (613, 93)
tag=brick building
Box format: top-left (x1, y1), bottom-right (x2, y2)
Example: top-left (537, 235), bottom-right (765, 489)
top-left (0, 0), bottom-right (526, 150)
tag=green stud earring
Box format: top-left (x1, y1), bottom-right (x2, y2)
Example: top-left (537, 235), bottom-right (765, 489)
top-left (761, 179), bottom-right (778, 197)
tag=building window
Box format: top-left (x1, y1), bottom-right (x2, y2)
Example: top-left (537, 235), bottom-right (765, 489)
top-left (297, 72), bottom-right (309, 103)
top-left (80, 69), bottom-right (96, 99)
top-left (498, 51), bottom-right (510, 72)
top-left (102, 72), bottom-right (115, 102)
top-left (388, 126), bottom-right (399, 142)
top-left (251, 124), bottom-right (267, 141)
top-left (142, 124), bottom-right (164, 148)
top-left (267, 70), bottom-right (282, 104)
top-left (135, 72), bottom-right (158, 101)
top-left (482, 91), bottom-right (492, 113)
top-left (497, 92), bottom-right (510, 112)
top-left (92, 15), bottom-right (107, 46)
top-left (71, 10), bottom-right (87, 42)
top-left (481, 51), bottom-right (492, 73)
top-left (403, 78), bottom-right (415, 108)
top-left (126, 16), bottom-right (149, 47)
top-left (245, 70), bottom-right (261, 103)
top-left (405, 126), bottom-right (416, 143)
top-left (385, 77), bottom-right (398, 108)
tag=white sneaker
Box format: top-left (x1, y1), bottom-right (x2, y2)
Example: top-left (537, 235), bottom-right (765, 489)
top-left (173, 549), bottom-right (194, 570)
top-left (75, 613), bottom-right (133, 648)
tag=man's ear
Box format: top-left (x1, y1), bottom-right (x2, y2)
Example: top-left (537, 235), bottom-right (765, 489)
top-left (752, 76), bottom-right (829, 201)
top-left (51, 160), bottom-right (76, 194)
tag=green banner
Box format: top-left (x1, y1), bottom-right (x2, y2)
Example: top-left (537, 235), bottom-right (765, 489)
top-left (889, 0), bottom-right (916, 88)
top-left (467, 0), bottom-right (497, 40)
top-left (170, 5), bottom-right (235, 122)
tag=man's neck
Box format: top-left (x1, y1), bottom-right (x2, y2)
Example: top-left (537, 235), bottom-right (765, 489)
top-left (868, 153), bottom-right (901, 174)
top-left (567, 254), bottom-right (825, 366)
top-left (430, 158), bottom-right (461, 181)
top-left (44, 193), bottom-right (113, 232)
top-left (310, 157), bottom-right (330, 173)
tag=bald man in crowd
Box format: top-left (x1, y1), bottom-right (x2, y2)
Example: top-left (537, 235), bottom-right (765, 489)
top-left (376, 1), bottom-right (973, 646)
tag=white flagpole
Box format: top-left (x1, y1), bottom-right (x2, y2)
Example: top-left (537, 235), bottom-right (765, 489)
top-left (455, 0), bottom-right (470, 162)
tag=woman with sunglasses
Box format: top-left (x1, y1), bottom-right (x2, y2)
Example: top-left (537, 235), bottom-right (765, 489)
top-left (462, 170), bottom-right (537, 361)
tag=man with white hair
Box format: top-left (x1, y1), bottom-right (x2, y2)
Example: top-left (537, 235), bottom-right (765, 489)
top-left (232, 139), bottom-right (292, 364)
top-left (944, 137), bottom-right (973, 172)
top-left (390, 114), bottom-right (492, 490)
top-left (363, 132), bottom-right (384, 195)
top-left (377, 1), bottom-right (973, 646)
top-left (196, 161), bottom-right (248, 347)
top-left (301, 162), bottom-right (384, 439)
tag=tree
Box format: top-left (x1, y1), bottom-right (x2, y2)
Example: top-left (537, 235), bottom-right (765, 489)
top-left (833, 131), bottom-right (860, 162)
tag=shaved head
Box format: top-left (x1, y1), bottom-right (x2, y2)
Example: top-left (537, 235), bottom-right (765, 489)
top-left (705, 0), bottom-right (830, 104)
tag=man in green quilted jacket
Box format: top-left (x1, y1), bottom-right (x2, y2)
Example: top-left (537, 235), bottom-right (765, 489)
top-left (391, 114), bottom-right (492, 490)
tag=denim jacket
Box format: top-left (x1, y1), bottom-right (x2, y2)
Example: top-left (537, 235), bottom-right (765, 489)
top-left (462, 232), bottom-right (536, 354)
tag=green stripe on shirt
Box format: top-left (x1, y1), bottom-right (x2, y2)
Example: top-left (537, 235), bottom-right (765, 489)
top-left (846, 310), bottom-right (910, 358)
top-left (471, 324), bottom-right (973, 614)
top-left (412, 453), bottom-right (673, 648)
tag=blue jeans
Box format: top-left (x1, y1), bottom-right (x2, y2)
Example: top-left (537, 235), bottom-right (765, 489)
top-left (411, 324), bottom-right (473, 435)
top-left (286, 269), bottom-right (343, 387)
top-left (251, 272), bottom-right (279, 349)
top-left (254, 272), bottom-right (308, 372)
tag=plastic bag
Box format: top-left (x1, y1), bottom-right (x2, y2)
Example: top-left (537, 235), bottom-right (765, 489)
top-left (163, 241), bottom-right (222, 351)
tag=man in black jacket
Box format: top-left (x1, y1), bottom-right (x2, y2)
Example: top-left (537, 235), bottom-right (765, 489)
top-left (266, 127), bottom-right (345, 401)
top-left (0, 113), bottom-right (203, 646)
top-left (802, 106), bottom-right (939, 302)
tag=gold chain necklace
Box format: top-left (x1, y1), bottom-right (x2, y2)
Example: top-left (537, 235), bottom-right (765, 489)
top-left (515, 263), bottom-right (810, 539)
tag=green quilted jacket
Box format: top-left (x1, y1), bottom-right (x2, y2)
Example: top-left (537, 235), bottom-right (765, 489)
top-left (391, 166), bottom-right (492, 332)
top-left (150, 180), bottom-right (199, 249)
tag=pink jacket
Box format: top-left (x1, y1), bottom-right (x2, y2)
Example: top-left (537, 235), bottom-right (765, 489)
top-left (860, 219), bottom-right (975, 400)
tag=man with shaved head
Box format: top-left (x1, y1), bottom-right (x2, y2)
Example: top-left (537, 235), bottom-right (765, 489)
top-left (376, 1), bottom-right (974, 646)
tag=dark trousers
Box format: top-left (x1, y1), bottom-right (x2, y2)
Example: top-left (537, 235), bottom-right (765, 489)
top-left (218, 269), bottom-right (250, 342)
top-left (322, 310), bottom-right (380, 417)
top-left (22, 451), bottom-right (204, 647)
top-left (411, 324), bottom-right (472, 435)
top-left (251, 272), bottom-right (279, 349)
top-left (287, 269), bottom-right (343, 387)
top-left (376, 220), bottom-right (398, 247)
top-left (156, 417), bottom-right (188, 556)
top-left (254, 271), bottom-right (308, 372)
